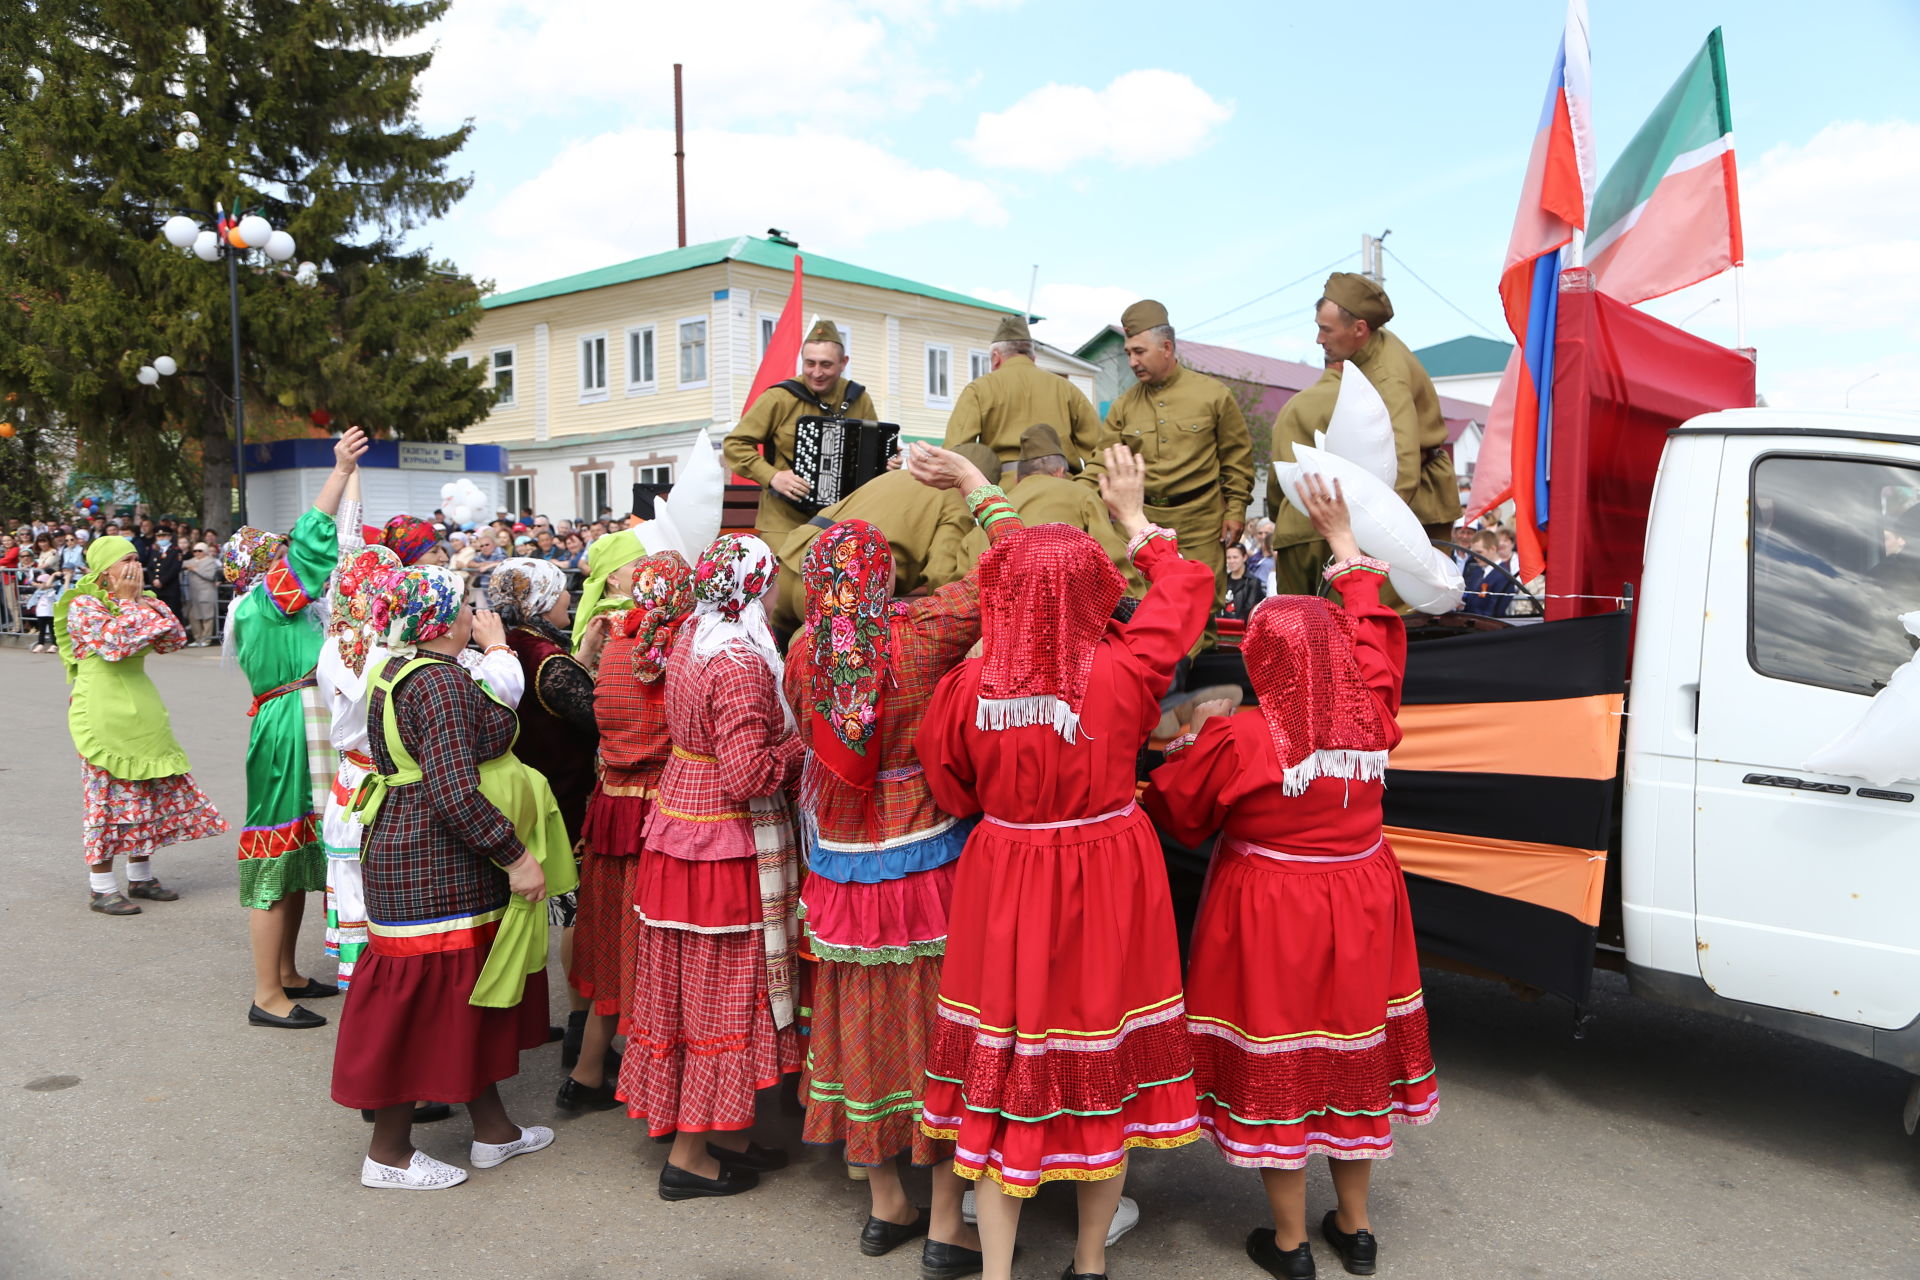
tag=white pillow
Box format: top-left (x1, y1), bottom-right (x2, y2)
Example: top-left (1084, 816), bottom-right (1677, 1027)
top-left (1319, 366), bottom-right (1397, 487)
top-left (1805, 610), bottom-right (1920, 785)
top-left (1276, 444), bottom-right (1465, 614)
top-left (645, 428), bottom-right (725, 559)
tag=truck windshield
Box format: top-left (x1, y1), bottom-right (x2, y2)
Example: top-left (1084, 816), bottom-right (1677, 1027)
top-left (1750, 454), bottom-right (1920, 695)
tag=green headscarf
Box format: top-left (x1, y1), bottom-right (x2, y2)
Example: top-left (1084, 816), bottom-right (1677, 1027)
top-left (54, 536), bottom-right (148, 682)
top-left (570, 529), bottom-right (646, 650)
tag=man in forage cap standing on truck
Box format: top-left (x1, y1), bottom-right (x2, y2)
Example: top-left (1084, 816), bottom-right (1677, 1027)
top-left (942, 312), bottom-right (1108, 485)
top-left (1268, 272), bottom-right (1462, 600)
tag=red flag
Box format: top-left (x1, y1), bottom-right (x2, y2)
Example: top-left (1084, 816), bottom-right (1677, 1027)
top-left (744, 254), bottom-right (805, 413)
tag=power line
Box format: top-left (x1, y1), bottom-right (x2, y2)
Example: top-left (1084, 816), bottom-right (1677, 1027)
top-left (1380, 246), bottom-right (1503, 339)
top-left (1186, 251), bottom-right (1359, 334)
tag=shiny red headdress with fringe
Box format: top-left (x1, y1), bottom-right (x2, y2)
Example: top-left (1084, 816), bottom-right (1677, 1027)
top-left (975, 523), bottom-right (1126, 742)
top-left (1242, 595), bottom-right (1399, 794)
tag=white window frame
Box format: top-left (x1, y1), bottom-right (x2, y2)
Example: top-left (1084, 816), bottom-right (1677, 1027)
top-left (578, 469), bottom-right (611, 522)
top-left (968, 348), bottom-right (990, 382)
top-left (450, 351), bottom-right (471, 370)
top-left (678, 315), bottom-right (709, 390)
top-left (626, 324), bottom-right (657, 395)
top-left (758, 312), bottom-right (780, 360)
top-left (924, 343), bottom-right (953, 408)
top-left (579, 332), bottom-right (609, 403)
top-left (503, 475), bottom-right (533, 516)
top-left (635, 463), bottom-right (674, 486)
top-left (490, 346), bottom-right (517, 407)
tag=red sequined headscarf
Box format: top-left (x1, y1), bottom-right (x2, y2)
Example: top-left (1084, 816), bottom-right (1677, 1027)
top-left (975, 523), bottom-right (1127, 742)
top-left (801, 519), bottom-right (908, 789)
top-left (619, 550), bottom-right (695, 683)
top-left (1241, 595), bottom-right (1400, 795)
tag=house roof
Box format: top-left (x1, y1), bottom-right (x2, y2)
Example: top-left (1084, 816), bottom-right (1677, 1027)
top-left (482, 235), bottom-right (1023, 315)
top-left (1411, 334), bottom-right (1514, 378)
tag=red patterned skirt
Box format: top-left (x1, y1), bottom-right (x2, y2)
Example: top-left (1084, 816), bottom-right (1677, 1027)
top-left (802, 953), bottom-right (950, 1166)
top-left (330, 920), bottom-right (550, 1110)
top-left (573, 784), bottom-right (653, 1020)
top-left (1187, 837), bottom-right (1437, 1169)
top-left (920, 805), bottom-right (1199, 1197)
top-left (616, 846), bottom-right (801, 1136)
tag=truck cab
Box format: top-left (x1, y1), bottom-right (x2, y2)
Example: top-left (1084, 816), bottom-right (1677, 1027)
top-left (1623, 409), bottom-right (1920, 1073)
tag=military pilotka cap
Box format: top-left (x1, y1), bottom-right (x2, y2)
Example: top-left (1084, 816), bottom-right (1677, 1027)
top-left (991, 313), bottom-right (1031, 344)
top-left (1322, 272), bottom-right (1394, 327)
top-left (1121, 299), bottom-right (1170, 337)
top-left (952, 442), bottom-right (1002, 477)
top-left (1020, 423), bottom-right (1067, 461)
top-left (803, 318), bottom-right (844, 346)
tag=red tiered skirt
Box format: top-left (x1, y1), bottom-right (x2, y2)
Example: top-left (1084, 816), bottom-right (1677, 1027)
top-left (919, 804), bottom-right (1199, 1196)
top-left (573, 784), bottom-right (652, 1020)
top-left (1186, 837), bottom-right (1437, 1169)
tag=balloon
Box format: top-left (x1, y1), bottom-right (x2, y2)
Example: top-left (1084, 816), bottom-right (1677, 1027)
top-left (153, 355), bottom-right (177, 377)
top-left (450, 504), bottom-right (473, 523)
top-left (310, 408), bottom-right (332, 428)
top-left (178, 111), bottom-right (199, 130)
top-left (0, 422), bottom-right (13, 439)
top-left (225, 224), bottom-right (249, 249)
top-left (1275, 444), bottom-right (1465, 615)
top-left (237, 215), bottom-right (273, 249)
top-left (161, 215), bottom-right (199, 249)
top-left (1319, 365), bottom-right (1397, 488)
top-left (174, 131), bottom-right (198, 151)
top-left (192, 230), bottom-right (221, 262)
top-left (136, 366), bottom-right (159, 386)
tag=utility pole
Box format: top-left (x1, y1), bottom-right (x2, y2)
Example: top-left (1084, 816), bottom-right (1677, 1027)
top-left (1360, 228), bottom-right (1391, 284)
top-left (673, 64), bottom-right (687, 248)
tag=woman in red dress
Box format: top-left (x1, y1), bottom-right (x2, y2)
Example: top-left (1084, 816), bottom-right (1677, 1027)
top-left (914, 447), bottom-right (1214, 1280)
top-left (567, 551), bottom-right (693, 1110)
top-left (616, 534), bottom-right (806, 1201)
top-left (1142, 476), bottom-right (1437, 1280)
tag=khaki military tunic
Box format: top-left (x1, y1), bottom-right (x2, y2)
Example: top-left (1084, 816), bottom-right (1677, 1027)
top-left (770, 470), bottom-right (975, 635)
top-left (960, 472), bottom-right (1144, 596)
top-left (1266, 331), bottom-right (1462, 599)
top-left (1105, 364), bottom-right (1254, 646)
top-left (942, 355), bottom-right (1108, 485)
top-left (722, 376), bottom-right (878, 547)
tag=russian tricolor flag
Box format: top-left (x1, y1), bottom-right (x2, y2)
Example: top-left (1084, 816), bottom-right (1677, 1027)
top-left (1466, 0), bottom-right (1594, 584)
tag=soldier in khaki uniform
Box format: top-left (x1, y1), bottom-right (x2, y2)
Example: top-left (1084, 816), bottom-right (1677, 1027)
top-left (942, 313), bottom-right (1108, 484)
top-left (771, 442), bottom-right (1002, 636)
top-left (722, 317), bottom-right (879, 547)
top-left (1104, 299), bottom-right (1253, 648)
top-left (960, 423), bottom-right (1144, 596)
top-left (1268, 273), bottom-right (1463, 600)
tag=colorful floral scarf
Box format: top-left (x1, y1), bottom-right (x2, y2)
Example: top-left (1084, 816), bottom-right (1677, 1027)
top-left (371, 514), bottom-right (437, 567)
top-left (1242, 595), bottom-right (1400, 795)
top-left (383, 565), bottom-right (465, 657)
top-left (800, 520), bottom-right (907, 789)
top-left (620, 550), bottom-right (695, 682)
top-left (221, 526), bottom-right (287, 591)
top-left (328, 545), bottom-right (405, 676)
top-left (688, 535), bottom-right (786, 722)
top-left (975, 523), bottom-right (1127, 742)
top-left (486, 556), bottom-right (568, 627)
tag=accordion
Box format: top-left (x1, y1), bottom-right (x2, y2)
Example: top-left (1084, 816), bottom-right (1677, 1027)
top-left (790, 416), bottom-right (900, 513)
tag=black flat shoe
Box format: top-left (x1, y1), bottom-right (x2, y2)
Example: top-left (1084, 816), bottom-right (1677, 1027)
top-left (658, 1160), bottom-right (758, 1201)
top-left (560, 1009), bottom-right (588, 1069)
top-left (555, 1076), bottom-right (620, 1112)
top-left (360, 1102), bottom-right (454, 1123)
top-left (709, 1140), bottom-right (788, 1172)
top-left (920, 1239), bottom-right (985, 1280)
top-left (1059, 1268), bottom-right (1107, 1280)
top-left (1248, 1228), bottom-right (1316, 1279)
top-left (1319, 1210), bottom-right (1377, 1276)
top-left (283, 979), bottom-right (340, 1000)
top-left (860, 1207), bottom-right (931, 1257)
top-left (248, 1003), bottom-right (326, 1029)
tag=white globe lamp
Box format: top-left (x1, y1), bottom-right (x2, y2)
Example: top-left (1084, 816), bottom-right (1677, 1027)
top-left (192, 230), bottom-right (221, 262)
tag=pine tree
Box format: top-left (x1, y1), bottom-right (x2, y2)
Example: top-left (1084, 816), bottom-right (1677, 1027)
top-left (0, 0), bottom-right (491, 533)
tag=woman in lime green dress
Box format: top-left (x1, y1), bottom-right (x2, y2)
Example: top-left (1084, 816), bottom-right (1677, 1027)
top-left (56, 536), bottom-right (226, 916)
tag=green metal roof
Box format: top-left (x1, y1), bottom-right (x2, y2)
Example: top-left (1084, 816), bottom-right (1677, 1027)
top-left (482, 235), bottom-right (1022, 315)
top-left (1411, 335), bottom-right (1514, 378)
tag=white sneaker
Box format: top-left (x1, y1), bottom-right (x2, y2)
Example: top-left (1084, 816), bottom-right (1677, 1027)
top-left (960, 1190), bottom-right (1139, 1247)
top-left (360, 1150), bottom-right (468, 1190)
top-left (470, 1124), bottom-right (554, 1170)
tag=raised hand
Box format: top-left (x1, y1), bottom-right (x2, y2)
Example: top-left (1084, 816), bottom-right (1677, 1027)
top-left (904, 442), bottom-right (989, 494)
top-left (1097, 444), bottom-right (1148, 537)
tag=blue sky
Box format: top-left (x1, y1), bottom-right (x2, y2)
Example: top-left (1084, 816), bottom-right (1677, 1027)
top-left (405, 0), bottom-right (1920, 412)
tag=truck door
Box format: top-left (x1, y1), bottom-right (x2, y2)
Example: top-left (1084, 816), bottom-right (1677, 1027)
top-left (1693, 443), bottom-right (1920, 1030)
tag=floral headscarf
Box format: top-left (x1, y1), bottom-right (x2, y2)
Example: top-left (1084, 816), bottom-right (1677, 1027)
top-left (1242, 595), bottom-right (1400, 795)
top-left (689, 534), bottom-right (790, 727)
top-left (372, 514), bottom-right (438, 567)
top-left (975, 523), bottom-right (1127, 742)
top-left (383, 565), bottom-right (465, 657)
top-left (327, 544), bottom-right (404, 676)
top-left (221, 526), bottom-right (287, 591)
top-left (800, 520), bottom-right (907, 786)
top-left (487, 556), bottom-right (568, 628)
top-left (620, 550), bottom-right (694, 682)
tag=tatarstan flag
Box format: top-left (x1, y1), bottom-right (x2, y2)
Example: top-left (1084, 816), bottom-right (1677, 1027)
top-left (1586, 28), bottom-right (1744, 306)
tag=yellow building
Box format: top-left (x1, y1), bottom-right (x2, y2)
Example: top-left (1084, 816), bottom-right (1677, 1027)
top-left (455, 233), bottom-right (1094, 522)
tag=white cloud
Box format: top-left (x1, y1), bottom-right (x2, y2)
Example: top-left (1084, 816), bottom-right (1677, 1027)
top-left (405, 0), bottom-right (953, 132)
top-left (967, 281), bottom-right (1144, 351)
top-left (959, 70), bottom-right (1232, 172)
top-left (469, 127), bottom-right (1005, 291)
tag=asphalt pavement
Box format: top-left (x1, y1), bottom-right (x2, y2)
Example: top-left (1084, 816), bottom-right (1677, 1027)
top-left (1, 645), bottom-right (1916, 1279)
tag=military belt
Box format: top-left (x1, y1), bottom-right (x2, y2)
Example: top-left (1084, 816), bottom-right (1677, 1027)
top-left (1144, 482), bottom-right (1216, 508)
